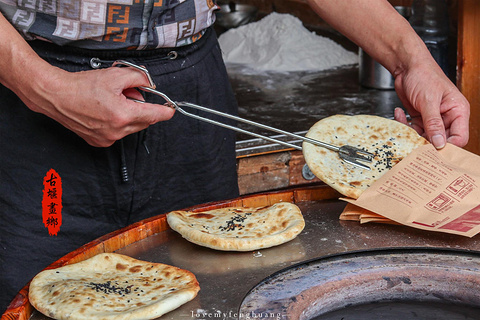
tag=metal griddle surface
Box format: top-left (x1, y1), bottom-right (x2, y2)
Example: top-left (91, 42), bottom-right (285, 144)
top-left (30, 200), bottom-right (480, 320)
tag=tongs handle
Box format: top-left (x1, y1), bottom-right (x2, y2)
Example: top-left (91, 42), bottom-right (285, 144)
top-left (177, 101), bottom-right (341, 152)
top-left (113, 60), bottom-right (310, 150)
top-left (114, 60), bottom-right (373, 170)
top-left (163, 97), bottom-right (373, 171)
top-left (145, 93), bottom-right (340, 153)
top-left (142, 89), bottom-right (304, 150)
top-left (113, 60), bottom-right (322, 150)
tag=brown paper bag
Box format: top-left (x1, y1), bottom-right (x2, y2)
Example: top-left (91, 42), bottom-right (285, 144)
top-left (342, 143), bottom-right (480, 237)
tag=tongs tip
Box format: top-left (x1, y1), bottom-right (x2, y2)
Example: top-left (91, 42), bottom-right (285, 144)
top-left (338, 145), bottom-right (374, 170)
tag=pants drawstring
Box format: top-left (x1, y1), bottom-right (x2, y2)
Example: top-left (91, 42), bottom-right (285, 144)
top-left (119, 140), bottom-right (129, 183)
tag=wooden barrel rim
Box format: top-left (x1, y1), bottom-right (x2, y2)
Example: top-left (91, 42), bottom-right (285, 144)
top-left (1, 184), bottom-right (338, 320)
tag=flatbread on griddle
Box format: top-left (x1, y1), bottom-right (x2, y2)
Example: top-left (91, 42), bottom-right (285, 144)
top-left (29, 253), bottom-right (200, 320)
top-left (166, 202), bottom-right (305, 251)
top-left (303, 115), bottom-right (428, 199)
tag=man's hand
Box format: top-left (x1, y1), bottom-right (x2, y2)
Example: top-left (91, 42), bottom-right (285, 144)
top-left (393, 59), bottom-right (470, 149)
top-left (0, 13), bottom-right (174, 147)
top-left (306, 0), bottom-right (470, 149)
top-left (19, 66), bottom-right (175, 147)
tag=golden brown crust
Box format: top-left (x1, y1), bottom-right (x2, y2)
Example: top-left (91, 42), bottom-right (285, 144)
top-left (303, 115), bottom-right (429, 199)
top-left (166, 202), bottom-right (305, 251)
top-left (29, 253), bottom-right (200, 320)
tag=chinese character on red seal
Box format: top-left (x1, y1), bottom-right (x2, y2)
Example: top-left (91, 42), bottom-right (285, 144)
top-left (42, 169), bottom-right (62, 236)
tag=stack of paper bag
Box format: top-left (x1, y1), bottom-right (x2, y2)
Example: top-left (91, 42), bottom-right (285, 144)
top-left (339, 144), bottom-right (480, 237)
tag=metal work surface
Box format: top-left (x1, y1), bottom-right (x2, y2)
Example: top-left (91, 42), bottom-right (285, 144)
top-left (231, 65), bottom-right (402, 143)
top-left (29, 200), bottom-right (480, 320)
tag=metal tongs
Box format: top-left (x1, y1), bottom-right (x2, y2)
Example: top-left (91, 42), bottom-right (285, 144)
top-left (114, 61), bottom-right (374, 170)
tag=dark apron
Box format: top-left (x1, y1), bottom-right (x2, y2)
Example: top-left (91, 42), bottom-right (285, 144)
top-left (0, 27), bottom-right (239, 312)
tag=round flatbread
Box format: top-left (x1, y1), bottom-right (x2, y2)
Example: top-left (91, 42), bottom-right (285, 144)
top-left (29, 253), bottom-right (200, 320)
top-left (303, 114), bottom-right (429, 199)
top-left (166, 202), bottom-right (305, 251)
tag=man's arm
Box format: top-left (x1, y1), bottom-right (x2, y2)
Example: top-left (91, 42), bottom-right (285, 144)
top-left (0, 14), bottom-right (174, 147)
top-left (307, 0), bottom-right (470, 148)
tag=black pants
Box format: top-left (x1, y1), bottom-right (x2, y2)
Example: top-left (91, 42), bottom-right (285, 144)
top-left (0, 28), bottom-right (239, 313)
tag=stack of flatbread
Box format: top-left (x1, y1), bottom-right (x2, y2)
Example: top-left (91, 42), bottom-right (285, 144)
top-left (303, 114), bottom-right (429, 223)
top-left (29, 253), bottom-right (200, 320)
top-left (167, 202), bottom-right (305, 251)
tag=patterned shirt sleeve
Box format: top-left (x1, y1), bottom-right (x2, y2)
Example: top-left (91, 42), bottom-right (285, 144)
top-left (0, 0), bottom-right (218, 50)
